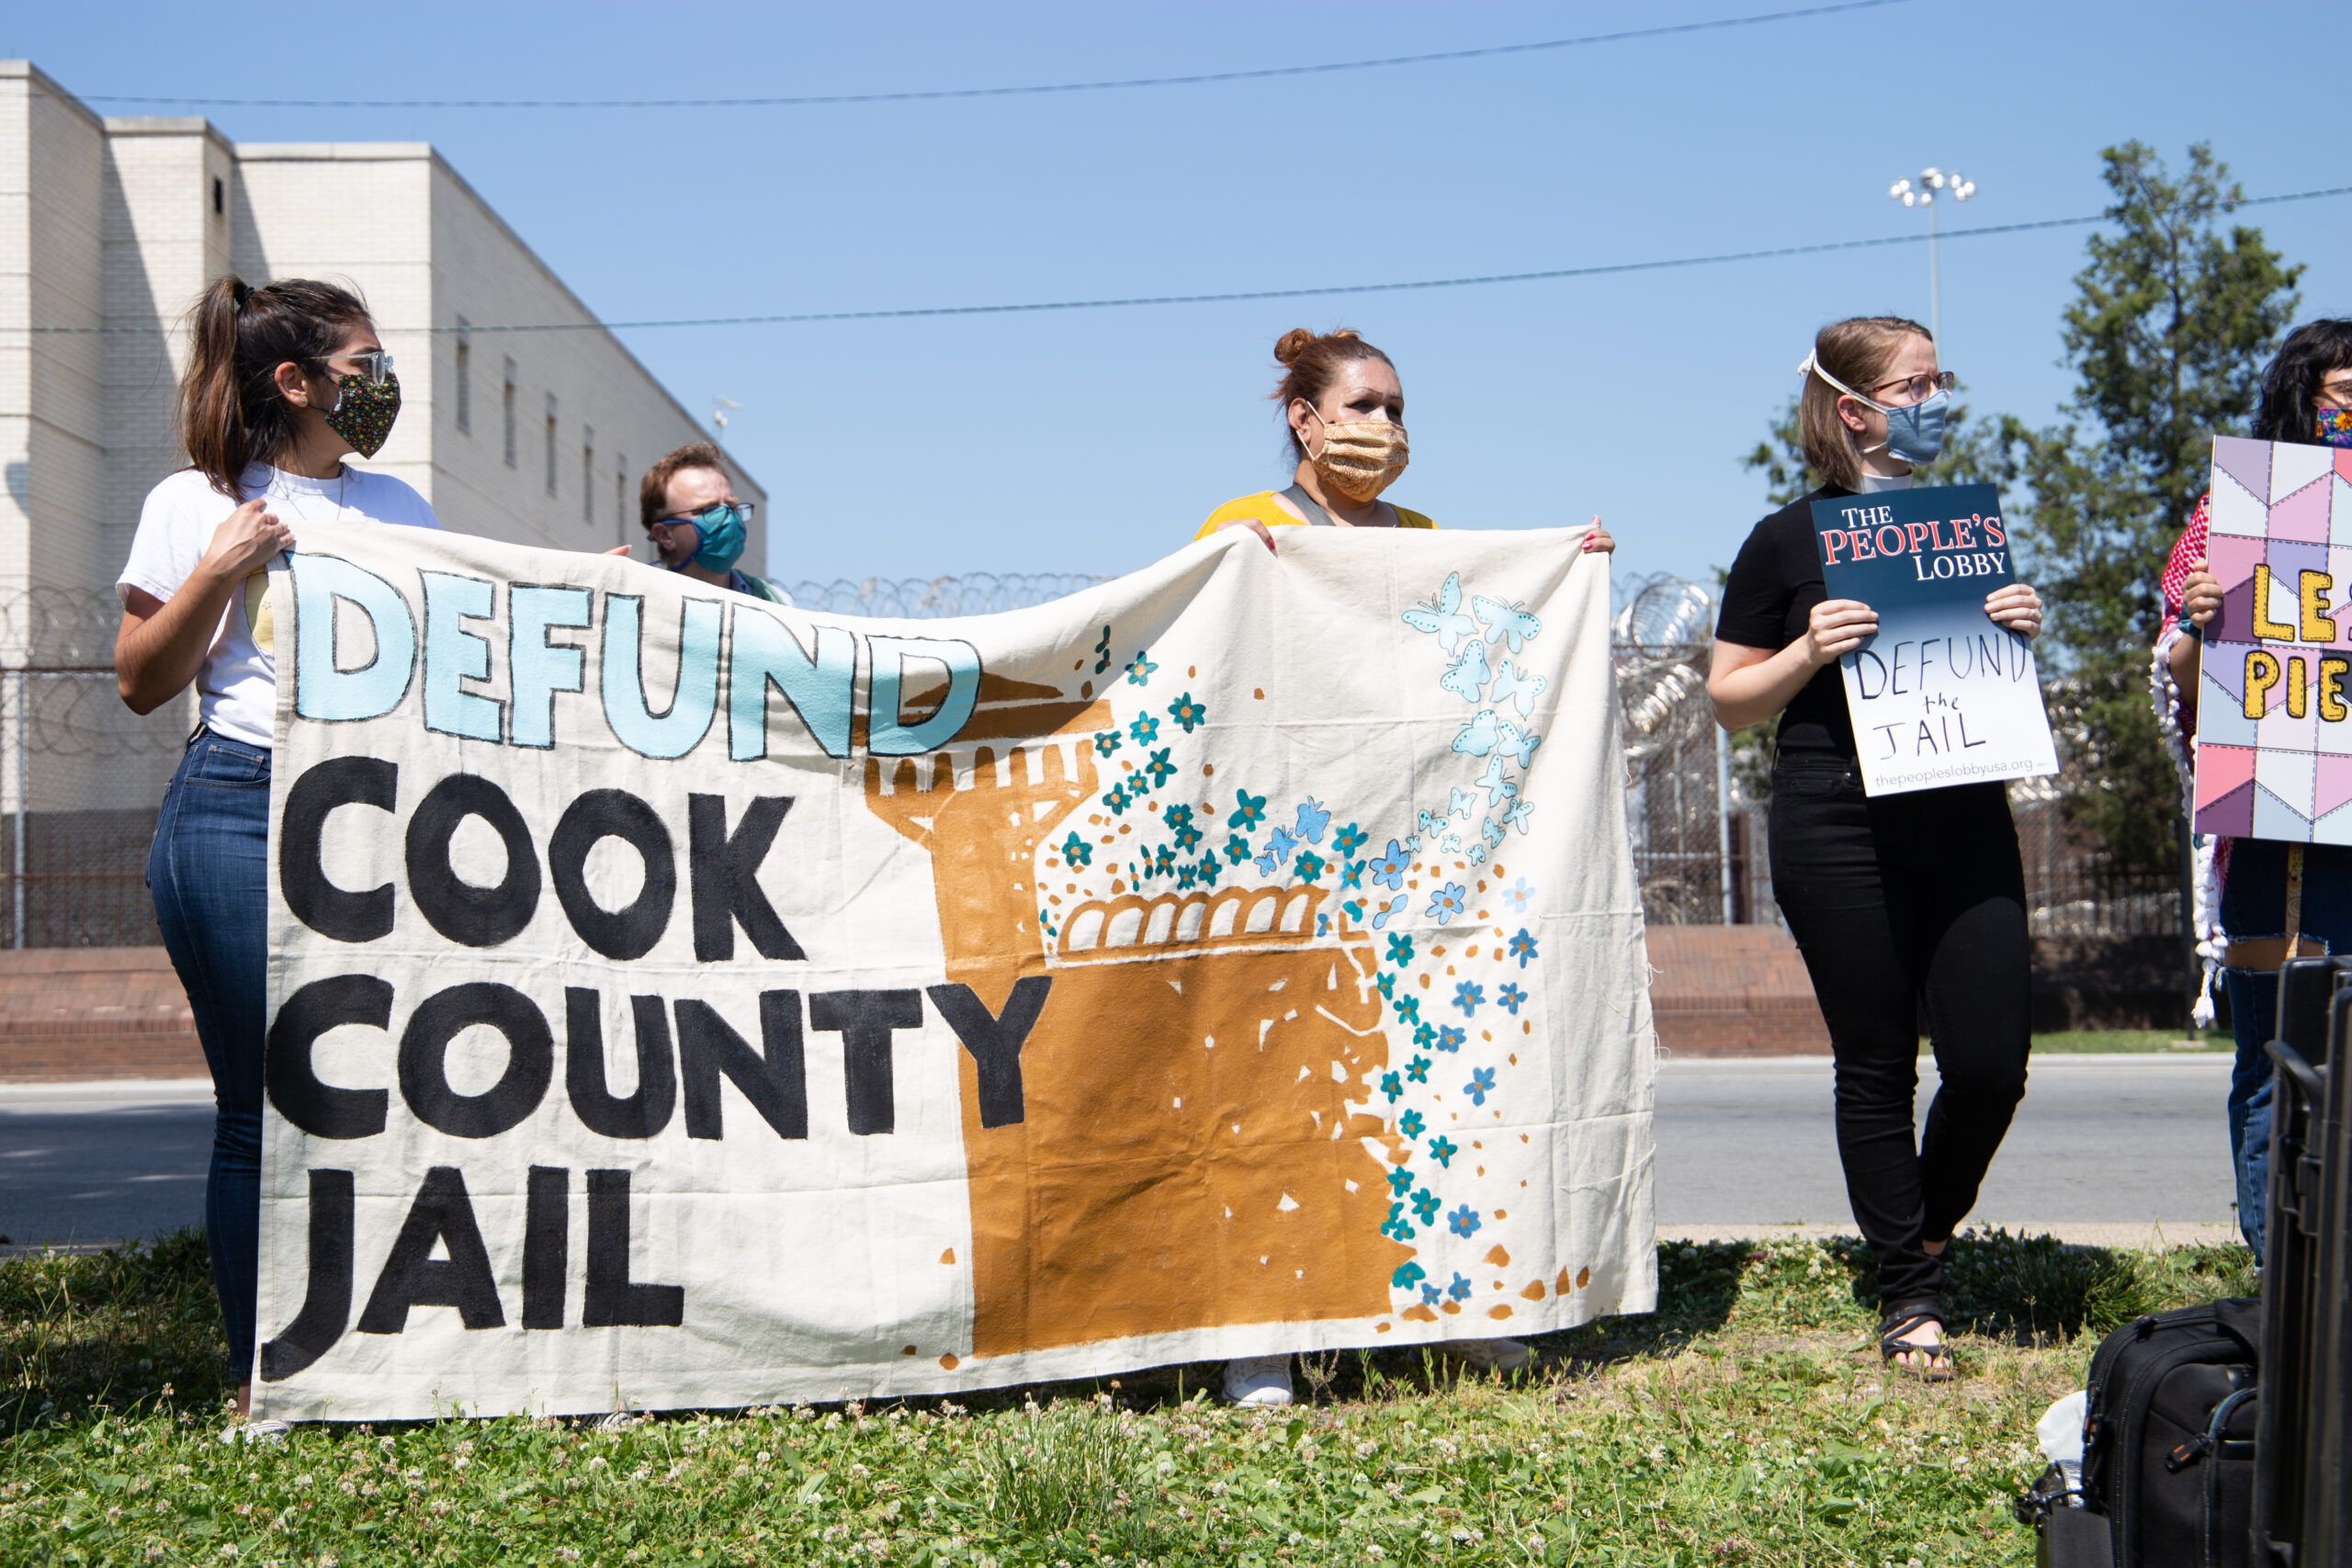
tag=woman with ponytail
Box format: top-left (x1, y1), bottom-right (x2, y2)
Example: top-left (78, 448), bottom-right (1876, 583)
top-left (115, 276), bottom-right (440, 1430)
top-left (1198, 330), bottom-right (1611, 1407)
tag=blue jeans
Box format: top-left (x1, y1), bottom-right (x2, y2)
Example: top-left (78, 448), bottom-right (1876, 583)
top-left (146, 729), bottom-right (271, 1380)
top-left (2217, 839), bottom-right (2352, 1258)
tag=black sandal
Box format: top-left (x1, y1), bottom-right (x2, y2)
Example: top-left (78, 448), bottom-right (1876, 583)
top-left (1878, 1310), bottom-right (1955, 1382)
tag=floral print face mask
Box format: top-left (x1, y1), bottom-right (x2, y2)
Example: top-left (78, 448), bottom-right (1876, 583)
top-left (2316, 404), bottom-right (2352, 450)
top-left (325, 369), bottom-right (401, 457)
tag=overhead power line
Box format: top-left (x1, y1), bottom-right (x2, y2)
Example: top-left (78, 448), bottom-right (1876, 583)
top-left (13, 186), bottom-right (2348, 338)
top-left (82, 1), bottom-right (1922, 109)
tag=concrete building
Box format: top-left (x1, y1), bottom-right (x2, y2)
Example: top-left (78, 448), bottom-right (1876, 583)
top-left (0, 60), bottom-right (765, 942)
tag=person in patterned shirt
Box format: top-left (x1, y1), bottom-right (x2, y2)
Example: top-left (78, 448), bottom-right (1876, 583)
top-left (2155, 319), bottom-right (2352, 1255)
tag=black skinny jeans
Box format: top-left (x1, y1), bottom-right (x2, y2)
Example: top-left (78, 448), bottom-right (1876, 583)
top-left (1768, 754), bottom-right (2031, 1314)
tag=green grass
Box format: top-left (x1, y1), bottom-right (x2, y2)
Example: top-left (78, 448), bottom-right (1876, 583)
top-left (1916, 1030), bottom-right (2233, 1055)
top-left (0, 1227), bottom-right (2258, 1566)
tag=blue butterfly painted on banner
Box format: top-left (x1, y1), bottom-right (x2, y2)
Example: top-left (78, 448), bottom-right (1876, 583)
top-left (1447, 786), bottom-right (1476, 822)
top-left (1452, 708), bottom-right (1498, 760)
top-left (1254, 826), bottom-right (1298, 877)
top-left (1501, 799), bottom-right (1535, 835)
top-left (1416, 808), bottom-right (1447, 839)
top-left (1369, 892), bottom-right (1411, 930)
top-left (1402, 572), bottom-right (1478, 653)
top-left (1476, 754), bottom-right (1519, 807)
top-left (1494, 719), bottom-right (1541, 768)
top-left (1481, 816), bottom-right (1505, 850)
top-left (1440, 831), bottom-right (1465, 855)
top-left (1473, 595), bottom-right (1542, 654)
top-left (1487, 657), bottom-right (1546, 718)
top-left (1439, 639), bottom-right (1491, 703)
top-left (1467, 842), bottom-right (1487, 866)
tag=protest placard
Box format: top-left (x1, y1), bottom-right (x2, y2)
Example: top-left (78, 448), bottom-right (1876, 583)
top-left (2190, 436), bottom-right (2352, 840)
top-left (249, 523), bottom-right (1654, 1421)
top-left (1811, 482), bottom-right (2057, 795)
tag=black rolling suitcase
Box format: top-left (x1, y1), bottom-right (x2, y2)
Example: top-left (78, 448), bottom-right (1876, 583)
top-left (2256, 956), bottom-right (2352, 1565)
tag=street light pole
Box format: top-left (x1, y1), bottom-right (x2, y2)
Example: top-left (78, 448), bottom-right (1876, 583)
top-left (1887, 167), bottom-right (1976, 349)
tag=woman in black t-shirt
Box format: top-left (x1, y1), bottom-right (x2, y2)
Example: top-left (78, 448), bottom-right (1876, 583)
top-left (1709, 315), bottom-right (2045, 1380)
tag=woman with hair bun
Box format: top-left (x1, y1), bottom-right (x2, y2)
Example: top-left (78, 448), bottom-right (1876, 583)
top-left (1201, 329), bottom-right (1610, 1407)
top-left (1198, 326), bottom-right (1616, 553)
top-left (1708, 315), bottom-right (2043, 1382)
top-left (115, 275), bottom-right (441, 1431)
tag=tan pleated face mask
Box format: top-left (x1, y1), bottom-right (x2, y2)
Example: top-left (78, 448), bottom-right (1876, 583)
top-left (1307, 415), bottom-right (1410, 502)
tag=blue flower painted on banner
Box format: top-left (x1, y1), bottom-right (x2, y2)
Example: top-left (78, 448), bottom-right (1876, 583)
top-left (1343, 897), bottom-right (1366, 923)
top-left (1292, 850), bottom-right (1326, 884)
top-left (1447, 1272), bottom-right (1474, 1303)
top-left (1293, 797), bottom-right (1330, 845)
top-left (1427, 882), bottom-right (1468, 924)
top-left (1406, 1054), bottom-right (1431, 1084)
top-left (1128, 714), bottom-right (1159, 746)
top-left (1334, 822), bottom-right (1369, 857)
top-left (1224, 834), bottom-right (1252, 866)
top-left (1380, 1203), bottom-right (1415, 1242)
top-left (1412, 1022), bottom-right (1436, 1049)
top-left (1399, 1110), bottom-right (1426, 1139)
top-left (1452, 980), bottom-right (1485, 1017)
top-left (1196, 854), bottom-right (1223, 888)
top-left (1092, 730), bottom-right (1121, 757)
top-left (1177, 862), bottom-right (1198, 891)
top-left (1340, 859), bottom-right (1365, 889)
top-left (1411, 1189), bottom-right (1442, 1224)
top-left (1152, 845), bottom-right (1177, 878)
top-left (1392, 994), bottom-right (1421, 1026)
top-left (1386, 1166), bottom-right (1416, 1197)
top-left (1385, 933), bottom-right (1415, 965)
top-left (1392, 1261), bottom-right (1426, 1291)
top-left (1104, 783), bottom-right (1132, 815)
top-left (1368, 840), bottom-right (1408, 891)
top-left (1434, 1025), bottom-right (1465, 1055)
top-left (1125, 651), bottom-right (1158, 686)
top-left (1379, 1071), bottom-right (1403, 1103)
top-left (1167, 692), bottom-right (1207, 733)
top-left (1145, 749), bottom-right (1176, 789)
top-left (1228, 790), bottom-right (1266, 830)
top-left (1509, 928), bottom-right (1539, 967)
top-left (1497, 983), bottom-right (1527, 1016)
top-left (1370, 894), bottom-right (1410, 931)
top-left (1504, 876), bottom-right (1534, 912)
top-left (1465, 1066), bottom-right (1497, 1106)
top-left (1421, 1283), bottom-right (1444, 1306)
top-left (1164, 802), bottom-right (1194, 837)
top-left (1447, 1204), bottom-right (1482, 1238)
top-left (1060, 832), bottom-right (1092, 868)
top-left (1375, 971), bottom-right (1396, 1000)
top-left (1427, 1134), bottom-right (1459, 1168)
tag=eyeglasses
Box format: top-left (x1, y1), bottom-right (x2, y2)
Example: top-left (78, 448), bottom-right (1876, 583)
top-left (327, 350), bottom-right (396, 386)
top-left (1869, 369), bottom-right (1956, 404)
top-left (651, 499), bottom-right (754, 529)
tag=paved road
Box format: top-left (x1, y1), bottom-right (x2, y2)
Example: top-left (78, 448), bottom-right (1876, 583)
top-left (1655, 1054), bottom-right (2239, 1230)
top-left (0, 1055), bottom-right (2241, 1247)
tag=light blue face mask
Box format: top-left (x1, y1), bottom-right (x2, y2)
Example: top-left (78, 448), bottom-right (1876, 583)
top-left (672, 502), bottom-right (748, 574)
top-left (1800, 351), bottom-right (1950, 467)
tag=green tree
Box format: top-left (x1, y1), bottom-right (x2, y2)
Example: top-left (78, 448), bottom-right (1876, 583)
top-left (2010, 141), bottom-right (2300, 875)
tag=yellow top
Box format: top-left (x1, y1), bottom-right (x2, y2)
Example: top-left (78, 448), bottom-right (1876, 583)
top-left (1194, 491), bottom-right (1436, 542)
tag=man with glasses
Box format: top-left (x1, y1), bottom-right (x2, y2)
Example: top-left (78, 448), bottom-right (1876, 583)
top-left (636, 441), bottom-right (792, 604)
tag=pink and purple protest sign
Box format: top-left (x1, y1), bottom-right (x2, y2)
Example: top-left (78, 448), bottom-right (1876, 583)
top-left (2192, 435), bottom-right (2352, 841)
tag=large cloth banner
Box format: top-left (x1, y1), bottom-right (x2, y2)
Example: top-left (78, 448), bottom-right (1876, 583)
top-left (2192, 435), bottom-right (2352, 841)
top-left (251, 523), bottom-right (1655, 1421)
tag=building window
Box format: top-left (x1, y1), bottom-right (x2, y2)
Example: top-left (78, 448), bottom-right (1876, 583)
top-left (211, 177), bottom-right (223, 217)
top-left (616, 457), bottom-right (629, 547)
top-left (502, 358), bottom-right (517, 467)
top-left (453, 318), bottom-right (471, 434)
top-left (544, 394), bottom-right (559, 496)
top-left (582, 425), bottom-right (595, 523)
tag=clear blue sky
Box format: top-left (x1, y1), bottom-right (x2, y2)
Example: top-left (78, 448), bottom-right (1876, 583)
top-left (12, 1), bottom-right (2346, 590)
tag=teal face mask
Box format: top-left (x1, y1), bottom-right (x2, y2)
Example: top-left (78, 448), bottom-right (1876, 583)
top-left (672, 502), bottom-right (748, 573)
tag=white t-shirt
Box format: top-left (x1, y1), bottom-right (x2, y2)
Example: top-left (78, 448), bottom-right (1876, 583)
top-left (117, 464), bottom-right (442, 748)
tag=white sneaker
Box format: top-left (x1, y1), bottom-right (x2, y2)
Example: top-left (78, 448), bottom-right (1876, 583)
top-left (1442, 1337), bottom-right (1533, 1373)
top-left (1221, 1353), bottom-right (1295, 1406)
top-left (218, 1419), bottom-right (290, 1445)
